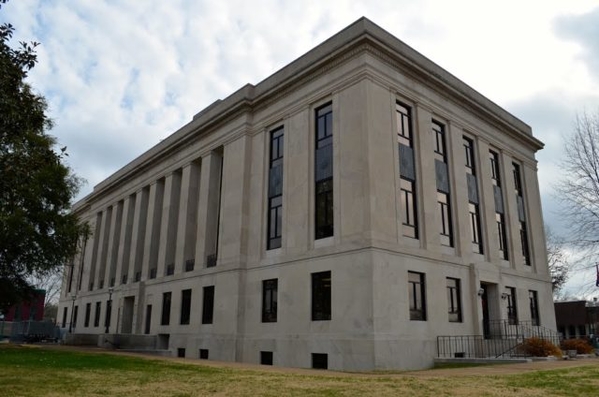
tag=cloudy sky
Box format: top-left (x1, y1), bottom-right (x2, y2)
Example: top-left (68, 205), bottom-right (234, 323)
top-left (2, 1), bottom-right (599, 297)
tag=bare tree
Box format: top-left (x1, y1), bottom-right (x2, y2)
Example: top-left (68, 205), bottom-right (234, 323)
top-left (545, 226), bottom-right (570, 299)
top-left (29, 268), bottom-right (63, 310)
top-left (556, 111), bottom-right (599, 252)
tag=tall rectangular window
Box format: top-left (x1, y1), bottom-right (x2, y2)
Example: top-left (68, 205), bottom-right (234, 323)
top-left (315, 103), bottom-right (333, 239)
top-left (73, 306), bottom-right (78, 329)
top-left (513, 163), bottom-right (530, 265)
top-left (180, 289), bottom-right (192, 325)
top-left (490, 151), bottom-right (508, 260)
top-left (312, 271), bottom-right (331, 321)
top-left (62, 307), bottom-right (68, 328)
top-left (267, 127), bottom-right (284, 249)
top-left (202, 286), bottom-right (215, 324)
top-left (464, 137), bottom-right (483, 253)
top-left (446, 278), bottom-right (462, 322)
top-left (105, 299), bottom-right (112, 330)
top-left (262, 279), bottom-right (278, 323)
top-left (434, 121), bottom-right (453, 246)
top-left (84, 303), bottom-right (91, 327)
top-left (145, 305), bottom-right (152, 334)
top-left (94, 301), bottom-right (101, 327)
top-left (397, 102), bottom-right (418, 238)
top-left (529, 290), bottom-right (540, 326)
top-left (161, 292), bottom-right (171, 326)
top-left (506, 287), bottom-right (518, 325)
top-left (408, 271), bottom-right (426, 321)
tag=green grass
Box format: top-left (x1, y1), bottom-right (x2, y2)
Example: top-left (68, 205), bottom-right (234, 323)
top-left (1, 344), bottom-right (599, 396)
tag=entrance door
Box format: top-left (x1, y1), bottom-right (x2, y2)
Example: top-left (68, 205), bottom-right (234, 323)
top-left (481, 284), bottom-right (490, 339)
top-left (121, 296), bottom-right (135, 334)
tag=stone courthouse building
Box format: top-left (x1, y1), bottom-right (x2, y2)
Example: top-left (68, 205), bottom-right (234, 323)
top-left (58, 18), bottom-right (556, 370)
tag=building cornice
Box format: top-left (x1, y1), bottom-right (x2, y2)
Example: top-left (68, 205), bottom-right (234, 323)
top-left (74, 17), bottom-right (542, 210)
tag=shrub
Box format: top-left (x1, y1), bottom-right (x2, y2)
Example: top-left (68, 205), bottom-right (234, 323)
top-left (520, 337), bottom-right (562, 357)
top-left (560, 338), bottom-right (595, 354)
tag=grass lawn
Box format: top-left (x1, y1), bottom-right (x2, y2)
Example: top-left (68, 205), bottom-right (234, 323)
top-left (1, 344), bottom-right (599, 396)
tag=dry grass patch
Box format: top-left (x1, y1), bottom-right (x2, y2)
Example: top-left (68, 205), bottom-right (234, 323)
top-left (2, 345), bottom-right (599, 396)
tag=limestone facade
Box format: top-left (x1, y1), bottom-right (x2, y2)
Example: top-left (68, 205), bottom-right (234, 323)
top-left (58, 18), bottom-right (556, 370)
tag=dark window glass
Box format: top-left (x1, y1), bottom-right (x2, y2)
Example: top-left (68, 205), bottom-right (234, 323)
top-left (513, 163), bottom-right (530, 265)
top-left (513, 163), bottom-right (523, 194)
top-left (397, 102), bottom-right (418, 239)
top-left (84, 303), bottom-right (91, 327)
top-left (73, 306), bottom-right (78, 328)
top-left (529, 290), bottom-right (540, 326)
top-left (469, 203), bottom-right (483, 254)
top-left (62, 307), bottom-right (68, 328)
top-left (312, 353), bottom-right (328, 369)
top-left (408, 272), bottom-right (426, 321)
top-left (267, 127), bottom-right (284, 250)
top-left (145, 305), bottom-right (152, 334)
top-left (185, 259), bottom-right (195, 272)
top-left (434, 121), bottom-right (452, 246)
top-left (464, 137), bottom-right (475, 173)
top-left (177, 348), bottom-right (185, 358)
top-left (447, 278), bottom-right (462, 322)
top-left (105, 299), bottom-right (112, 329)
top-left (496, 213), bottom-right (508, 260)
top-left (166, 263), bottom-right (174, 276)
top-left (199, 349), bottom-right (209, 359)
top-left (312, 271), bottom-right (331, 321)
top-left (262, 279), bottom-right (278, 323)
top-left (202, 286), bottom-right (215, 324)
top-left (489, 151), bottom-right (501, 187)
top-left (438, 192), bottom-right (453, 247)
top-left (180, 289), bottom-right (192, 325)
top-left (315, 103), bottom-right (334, 240)
top-left (161, 292), bottom-right (171, 326)
top-left (400, 179), bottom-right (418, 238)
top-left (94, 302), bottom-right (101, 327)
top-left (520, 222), bottom-right (530, 265)
top-left (315, 178), bottom-right (334, 239)
top-left (260, 351), bottom-right (273, 365)
top-left (433, 121), bottom-right (446, 161)
top-left (396, 103), bottom-right (412, 147)
top-left (268, 196), bottom-right (283, 249)
top-left (506, 287), bottom-right (518, 325)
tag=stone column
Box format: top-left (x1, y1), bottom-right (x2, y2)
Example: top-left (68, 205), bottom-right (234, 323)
top-left (116, 195), bottom-right (135, 285)
top-left (129, 187), bottom-right (149, 283)
top-left (105, 201), bottom-right (123, 288)
top-left (476, 139), bottom-right (497, 264)
top-left (414, 104), bottom-right (438, 249)
top-left (157, 171), bottom-right (181, 276)
top-left (95, 206), bottom-right (112, 290)
top-left (195, 151), bottom-right (223, 267)
top-left (143, 180), bottom-right (164, 280)
top-left (448, 121), bottom-right (470, 258)
top-left (175, 161), bottom-right (201, 271)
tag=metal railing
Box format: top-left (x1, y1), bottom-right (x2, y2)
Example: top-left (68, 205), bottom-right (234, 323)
top-left (437, 320), bottom-right (561, 359)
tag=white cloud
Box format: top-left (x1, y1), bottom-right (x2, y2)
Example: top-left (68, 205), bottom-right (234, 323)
top-left (2, 0), bottom-right (599, 296)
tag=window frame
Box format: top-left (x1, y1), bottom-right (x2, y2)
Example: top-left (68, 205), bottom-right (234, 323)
top-left (262, 279), bottom-right (278, 323)
top-left (267, 126), bottom-right (284, 250)
top-left (94, 301), bottom-right (101, 327)
top-left (408, 271), bottom-right (426, 321)
top-left (202, 286), bottom-right (215, 325)
top-left (161, 292), bottom-right (171, 326)
top-left (311, 271), bottom-right (332, 321)
top-left (529, 290), bottom-right (540, 326)
top-left (506, 287), bottom-right (518, 325)
top-left (180, 289), bottom-right (192, 325)
top-left (446, 277), bottom-right (462, 323)
top-left (314, 103), bottom-right (334, 240)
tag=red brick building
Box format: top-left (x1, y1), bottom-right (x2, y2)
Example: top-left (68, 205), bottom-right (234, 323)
top-left (3, 290), bottom-right (45, 321)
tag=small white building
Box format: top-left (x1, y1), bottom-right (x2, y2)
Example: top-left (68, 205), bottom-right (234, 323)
top-left (58, 18), bottom-right (556, 370)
